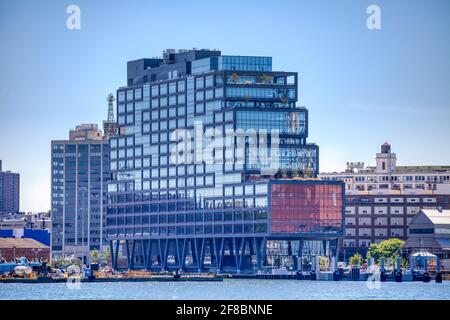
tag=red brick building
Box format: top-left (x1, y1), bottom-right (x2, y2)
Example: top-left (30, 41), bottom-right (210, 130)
top-left (0, 238), bottom-right (50, 262)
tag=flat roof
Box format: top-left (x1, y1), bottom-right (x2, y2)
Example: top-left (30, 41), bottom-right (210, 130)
top-left (0, 238), bottom-right (48, 249)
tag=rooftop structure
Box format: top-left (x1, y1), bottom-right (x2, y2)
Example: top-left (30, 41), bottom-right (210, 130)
top-left (69, 124), bottom-right (103, 141)
top-left (403, 209), bottom-right (450, 264)
top-left (320, 143), bottom-right (450, 194)
top-left (103, 94), bottom-right (118, 138)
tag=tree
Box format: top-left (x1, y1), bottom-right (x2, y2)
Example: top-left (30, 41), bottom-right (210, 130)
top-left (366, 243), bottom-right (380, 262)
top-left (104, 247), bottom-right (111, 265)
top-left (319, 256), bottom-right (329, 271)
top-left (90, 249), bottom-right (100, 264)
top-left (349, 253), bottom-right (363, 266)
top-left (52, 257), bottom-right (80, 269)
top-left (366, 238), bottom-right (405, 263)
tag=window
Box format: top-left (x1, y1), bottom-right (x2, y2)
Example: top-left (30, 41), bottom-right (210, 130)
top-left (177, 81), bottom-right (185, 92)
top-left (205, 75), bottom-right (214, 87)
top-left (236, 110), bottom-right (306, 135)
top-left (151, 85), bottom-right (158, 96)
top-left (160, 84), bottom-right (167, 95)
top-left (126, 90), bottom-right (133, 101)
top-left (215, 88), bottom-right (223, 98)
top-left (134, 88), bottom-right (142, 100)
top-left (118, 91), bottom-right (125, 102)
top-left (196, 77), bottom-right (204, 89)
top-left (205, 89), bottom-right (213, 100)
top-left (215, 75), bottom-right (223, 85)
top-left (225, 87), bottom-right (295, 100)
top-left (169, 82), bottom-right (176, 94)
top-left (409, 228), bottom-right (433, 234)
top-left (195, 103), bottom-right (204, 114)
top-left (196, 91), bottom-right (204, 101)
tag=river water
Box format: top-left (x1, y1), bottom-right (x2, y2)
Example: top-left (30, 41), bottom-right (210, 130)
top-left (1, 279), bottom-right (450, 300)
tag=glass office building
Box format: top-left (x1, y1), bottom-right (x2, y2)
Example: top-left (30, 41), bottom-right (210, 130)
top-left (51, 124), bottom-right (110, 261)
top-left (107, 49), bottom-right (344, 272)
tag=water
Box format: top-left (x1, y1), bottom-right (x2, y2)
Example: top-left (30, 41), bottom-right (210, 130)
top-left (1, 280), bottom-right (450, 300)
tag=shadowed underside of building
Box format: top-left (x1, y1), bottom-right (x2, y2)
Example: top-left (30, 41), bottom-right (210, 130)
top-left (110, 236), bottom-right (341, 273)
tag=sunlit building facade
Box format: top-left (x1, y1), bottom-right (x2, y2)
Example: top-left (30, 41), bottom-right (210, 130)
top-left (107, 49), bottom-right (343, 272)
top-left (51, 124), bottom-right (110, 261)
top-left (0, 160), bottom-right (20, 215)
top-left (320, 143), bottom-right (450, 259)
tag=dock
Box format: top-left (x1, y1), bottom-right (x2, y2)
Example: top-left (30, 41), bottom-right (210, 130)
top-left (0, 274), bottom-right (222, 284)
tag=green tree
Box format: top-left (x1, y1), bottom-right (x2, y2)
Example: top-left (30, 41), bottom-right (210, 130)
top-left (366, 243), bottom-right (380, 262)
top-left (349, 253), bottom-right (363, 266)
top-left (319, 256), bottom-right (329, 271)
top-left (90, 249), bottom-right (100, 264)
top-left (366, 238), bottom-right (405, 263)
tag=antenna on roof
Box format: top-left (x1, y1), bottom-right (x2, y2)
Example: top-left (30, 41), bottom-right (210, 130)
top-left (106, 94), bottom-right (115, 123)
top-left (103, 93), bottom-right (118, 138)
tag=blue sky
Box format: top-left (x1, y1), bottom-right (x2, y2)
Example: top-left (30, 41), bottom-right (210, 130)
top-left (1, 0), bottom-right (449, 212)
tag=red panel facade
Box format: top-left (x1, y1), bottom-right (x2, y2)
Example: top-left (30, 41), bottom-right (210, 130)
top-left (270, 182), bottom-right (343, 234)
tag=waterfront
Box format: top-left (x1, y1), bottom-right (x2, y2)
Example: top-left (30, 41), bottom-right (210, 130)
top-left (1, 279), bottom-right (449, 300)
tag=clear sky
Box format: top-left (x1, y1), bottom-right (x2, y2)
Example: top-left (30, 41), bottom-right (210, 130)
top-left (0, 0), bottom-right (449, 212)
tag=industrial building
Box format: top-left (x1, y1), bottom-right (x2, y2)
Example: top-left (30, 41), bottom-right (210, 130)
top-left (320, 143), bottom-right (450, 258)
top-left (0, 238), bottom-right (50, 262)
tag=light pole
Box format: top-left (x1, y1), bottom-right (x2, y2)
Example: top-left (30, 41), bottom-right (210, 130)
top-left (79, 187), bottom-right (88, 267)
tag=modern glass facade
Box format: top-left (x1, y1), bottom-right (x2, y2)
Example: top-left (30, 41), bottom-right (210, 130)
top-left (107, 49), bottom-right (341, 272)
top-left (51, 136), bottom-right (109, 260)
